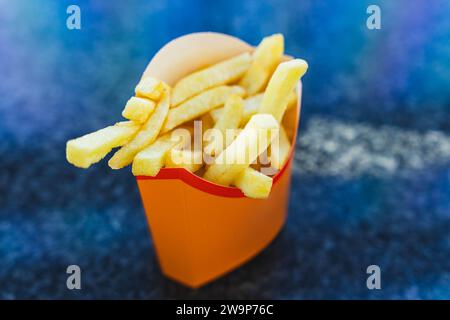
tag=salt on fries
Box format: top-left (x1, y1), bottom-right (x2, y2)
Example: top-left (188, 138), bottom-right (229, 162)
top-left (66, 34), bottom-right (308, 198)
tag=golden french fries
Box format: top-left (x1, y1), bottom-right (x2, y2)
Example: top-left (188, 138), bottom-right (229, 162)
top-left (109, 85), bottom-right (170, 169)
top-left (66, 34), bottom-right (308, 199)
top-left (209, 107), bottom-right (222, 124)
top-left (211, 90), bottom-right (297, 126)
top-left (166, 149), bottom-right (203, 172)
top-left (135, 77), bottom-right (164, 100)
top-left (122, 96), bottom-right (156, 123)
top-left (239, 34), bottom-right (284, 95)
top-left (234, 167), bottom-right (273, 199)
top-left (210, 93), bottom-right (263, 127)
top-left (286, 90), bottom-right (298, 110)
top-left (259, 59), bottom-right (308, 122)
top-left (171, 52), bottom-right (251, 107)
top-left (132, 127), bottom-right (191, 176)
top-left (199, 113), bottom-right (214, 132)
top-left (240, 94), bottom-right (264, 125)
top-left (270, 125), bottom-right (291, 169)
top-left (66, 121), bottom-right (140, 169)
top-left (161, 85), bottom-right (245, 133)
top-left (132, 134), bottom-right (175, 177)
top-left (203, 114), bottom-right (279, 186)
top-left (205, 95), bottom-right (243, 156)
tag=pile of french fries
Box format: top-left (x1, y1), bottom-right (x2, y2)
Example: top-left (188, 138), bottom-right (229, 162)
top-left (66, 34), bottom-right (308, 199)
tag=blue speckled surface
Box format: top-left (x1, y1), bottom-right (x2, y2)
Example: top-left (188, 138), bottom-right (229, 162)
top-left (0, 0), bottom-right (449, 299)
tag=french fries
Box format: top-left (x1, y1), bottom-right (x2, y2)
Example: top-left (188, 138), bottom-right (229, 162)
top-left (199, 113), bottom-right (214, 133)
top-left (234, 167), bottom-right (273, 199)
top-left (270, 126), bottom-right (291, 169)
top-left (132, 127), bottom-right (192, 176)
top-left (122, 96), bottom-right (156, 123)
top-left (66, 34), bottom-right (308, 199)
top-left (166, 149), bottom-right (203, 172)
top-left (135, 77), bottom-right (165, 100)
top-left (161, 85), bottom-right (245, 133)
top-left (132, 134), bottom-right (176, 177)
top-left (210, 93), bottom-right (263, 127)
top-left (259, 59), bottom-right (308, 122)
top-left (66, 121), bottom-right (140, 169)
top-left (239, 34), bottom-right (284, 95)
top-left (109, 84), bottom-right (170, 169)
top-left (286, 90), bottom-right (298, 111)
top-left (209, 107), bottom-right (222, 124)
top-left (211, 90), bottom-right (297, 125)
top-left (205, 95), bottom-right (243, 156)
top-left (171, 52), bottom-right (251, 107)
top-left (240, 94), bottom-right (264, 126)
top-left (203, 114), bottom-right (279, 186)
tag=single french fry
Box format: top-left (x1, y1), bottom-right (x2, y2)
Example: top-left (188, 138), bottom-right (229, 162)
top-left (209, 108), bottom-right (222, 124)
top-left (161, 85), bottom-right (245, 133)
top-left (234, 167), bottom-right (273, 199)
top-left (259, 59), bottom-right (308, 122)
top-left (270, 125), bottom-right (291, 169)
top-left (135, 77), bottom-right (165, 100)
top-left (166, 149), bottom-right (203, 173)
top-left (171, 52), bottom-right (251, 107)
top-left (240, 94), bottom-right (264, 126)
top-left (210, 93), bottom-right (263, 126)
top-left (109, 85), bottom-right (170, 169)
top-left (239, 34), bottom-right (284, 95)
top-left (198, 113), bottom-right (215, 154)
top-left (203, 114), bottom-right (279, 186)
top-left (66, 121), bottom-right (140, 169)
top-left (132, 134), bottom-right (175, 176)
top-left (199, 113), bottom-right (214, 132)
top-left (132, 127), bottom-right (191, 176)
top-left (122, 96), bottom-right (156, 123)
top-left (205, 95), bottom-right (243, 156)
top-left (286, 90), bottom-right (298, 111)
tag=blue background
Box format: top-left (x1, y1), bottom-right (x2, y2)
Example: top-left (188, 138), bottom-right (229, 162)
top-left (0, 0), bottom-right (449, 299)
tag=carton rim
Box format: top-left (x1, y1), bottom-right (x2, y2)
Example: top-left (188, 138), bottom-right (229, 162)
top-left (136, 148), bottom-right (294, 198)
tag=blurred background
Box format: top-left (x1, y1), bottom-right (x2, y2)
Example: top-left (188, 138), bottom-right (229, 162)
top-left (0, 0), bottom-right (449, 299)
